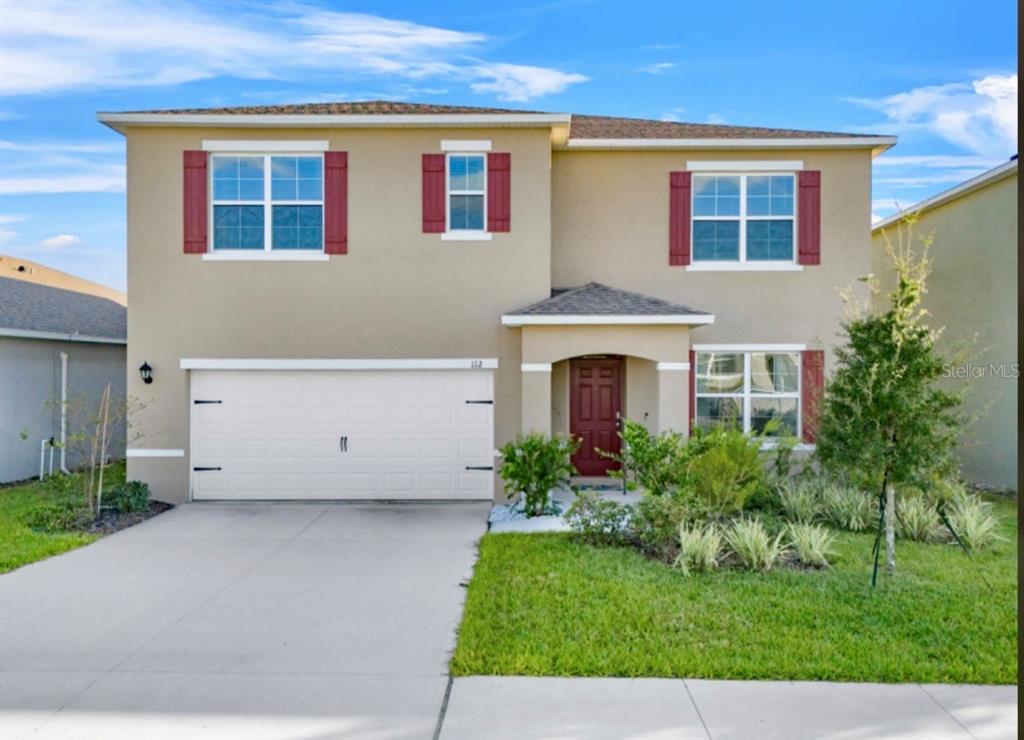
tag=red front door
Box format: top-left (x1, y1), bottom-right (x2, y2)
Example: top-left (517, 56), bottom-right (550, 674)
top-left (570, 358), bottom-right (623, 476)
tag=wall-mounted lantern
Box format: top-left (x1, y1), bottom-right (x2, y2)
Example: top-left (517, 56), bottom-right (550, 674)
top-left (139, 362), bottom-right (153, 384)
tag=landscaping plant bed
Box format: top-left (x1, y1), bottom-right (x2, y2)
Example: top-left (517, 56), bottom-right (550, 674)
top-left (86, 500), bottom-right (174, 535)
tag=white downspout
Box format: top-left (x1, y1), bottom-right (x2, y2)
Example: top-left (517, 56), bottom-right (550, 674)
top-left (59, 351), bottom-right (69, 473)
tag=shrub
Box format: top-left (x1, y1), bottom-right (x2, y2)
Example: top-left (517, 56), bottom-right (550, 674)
top-left (686, 427), bottom-right (764, 517)
top-left (779, 480), bottom-right (821, 523)
top-left (628, 493), bottom-right (689, 561)
top-left (896, 493), bottom-right (941, 542)
top-left (24, 500), bottom-right (89, 532)
top-left (820, 481), bottom-right (875, 532)
top-left (565, 491), bottom-right (630, 546)
top-left (724, 517), bottom-right (787, 571)
top-left (946, 492), bottom-right (1003, 551)
top-left (786, 522), bottom-right (836, 568)
top-left (674, 523), bottom-right (723, 575)
top-left (498, 434), bottom-right (579, 517)
top-left (606, 420), bottom-right (687, 496)
top-left (106, 480), bottom-right (151, 513)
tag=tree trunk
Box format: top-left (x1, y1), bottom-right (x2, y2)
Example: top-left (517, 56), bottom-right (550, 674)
top-left (884, 481), bottom-right (896, 573)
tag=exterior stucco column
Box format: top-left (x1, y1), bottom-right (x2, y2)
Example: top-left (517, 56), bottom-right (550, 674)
top-left (656, 362), bottom-right (689, 436)
top-left (521, 363), bottom-right (552, 435)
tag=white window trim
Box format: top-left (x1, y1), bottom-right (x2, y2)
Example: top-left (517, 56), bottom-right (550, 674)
top-left (202, 252), bottom-right (329, 262)
top-left (445, 152), bottom-right (488, 239)
top-left (202, 140), bottom-right (329, 152)
top-left (687, 160), bottom-right (804, 171)
top-left (695, 349), bottom-right (802, 438)
top-left (209, 153), bottom-right (325, 254)
top-left (694, 343), bottom-right (807, 352)
top-left (441, 139), bottom-right (492, 152)
top-left (126, 448), bottom-right (185, 458)
top-left (691, 172), bottom-right (797, 266)
top-left (521, 363), bottom-right (553, 372)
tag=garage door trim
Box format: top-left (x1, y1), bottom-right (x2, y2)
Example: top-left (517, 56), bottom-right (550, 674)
top-left (181, 358), bottom-right (498, 370)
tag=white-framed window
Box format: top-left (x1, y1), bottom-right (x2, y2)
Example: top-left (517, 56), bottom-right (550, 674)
top-left (447, 153), bottom-right (486, 232)
top-left (211, 154), bottom-right (324, 251)
top-left (695, 350), bottom-right (801, 436)
top-left (692, 174), bottom-right (796, 263)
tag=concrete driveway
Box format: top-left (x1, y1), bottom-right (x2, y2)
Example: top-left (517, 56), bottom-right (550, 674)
top-left (0, 501), bottom-right (490, 740)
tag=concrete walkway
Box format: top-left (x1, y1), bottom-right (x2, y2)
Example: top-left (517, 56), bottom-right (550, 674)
top-left (0, 501), bottom-right (490, 740)
top-left (438, 676), bottom-right (1017, 740)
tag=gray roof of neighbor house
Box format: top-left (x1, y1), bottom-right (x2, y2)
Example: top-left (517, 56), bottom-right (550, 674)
top-left (103, 100), bottom-right (871, 140)
top-left (505, 282), bottom-right (711, 317)
top-left (0, 277), bottom-right (126, 342)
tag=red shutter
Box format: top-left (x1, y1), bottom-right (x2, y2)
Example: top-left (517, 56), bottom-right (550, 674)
top-left (688, 348), bottom-right (696, 433)
top-left (669, 172), bottom-right (692, 266)
top-left (798, 170), bottom-right (821, 265)
top-left (422, 154), bottom-right (446, 233)
top-left (324, 151), bottom-right (348, 254)
top-left (487, 152), bottom-right (511, 232)
top-left (183, 150), bottom-right (208, 254)
top-left (801, 350), bottom-right (825, 443)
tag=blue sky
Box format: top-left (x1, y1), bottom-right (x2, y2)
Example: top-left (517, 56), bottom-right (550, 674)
top-left (0, 0), bottom-right (1017, 291)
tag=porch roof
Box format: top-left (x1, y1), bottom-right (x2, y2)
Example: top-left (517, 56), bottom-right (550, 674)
top-left (501, 283), bottom-right (714, 326)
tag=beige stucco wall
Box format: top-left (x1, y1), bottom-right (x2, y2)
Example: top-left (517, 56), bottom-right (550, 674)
top-left (125, 126), bottom-right (552, 503)
top-left (124, 125), bottom-right (877, 502)
top-left (871, 172), bottom-right (1018, 490)
top-left (551, 149), bottom-right (874, 366)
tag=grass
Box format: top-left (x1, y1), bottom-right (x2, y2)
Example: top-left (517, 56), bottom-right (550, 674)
top-left (0, 461), bottom-right (126, 573)
top-left (452, 495), bottom-right (1017, 684)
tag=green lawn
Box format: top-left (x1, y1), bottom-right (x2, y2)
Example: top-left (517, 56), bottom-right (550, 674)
top-left (452, 496), bottom-right (1018, 684)
top-left (0, 462), bottom-right (125, 573)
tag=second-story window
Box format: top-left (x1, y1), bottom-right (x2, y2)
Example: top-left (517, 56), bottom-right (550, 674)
top-left (447, 154), bottom-right (486, 231)
top-left (692, 174), bottom-right (795, 263)
top-left (212, 155), bottom-right (324, 251)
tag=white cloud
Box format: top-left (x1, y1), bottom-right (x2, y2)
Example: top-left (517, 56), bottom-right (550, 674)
top-left (661, 107), bottom-right (687, 122)
top-left (851, 74), bottom-right (1017, 158)
top-left (0, 214), bottom-right (28, 225)
top-left (0, 2), bottom-right (586, 102)
top-left (1, 174), bottom-right (125, 195)
top-left (707, 113), bottom-right (727, 124)
top-left (469, 63), bottom-right (587, 102)
top-left (0, 228), bottom-right (16, 243)
top-left (39, 234), bottom-right (82, 248)
top-left (642, 62), bottom-right (676, 74)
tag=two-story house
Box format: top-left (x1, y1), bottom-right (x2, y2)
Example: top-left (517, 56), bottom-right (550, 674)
top-left (97, 102), bottom-right (894, 503)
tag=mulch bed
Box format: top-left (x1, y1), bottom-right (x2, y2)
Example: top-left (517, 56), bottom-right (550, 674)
top-left (85, 501), bottom-right (174, 535)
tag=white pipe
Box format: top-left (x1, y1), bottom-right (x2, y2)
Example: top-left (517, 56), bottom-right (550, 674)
top-left (59, 352), bottom-right (69, 473)
top-left (39, 439), bottom-right (47, 479)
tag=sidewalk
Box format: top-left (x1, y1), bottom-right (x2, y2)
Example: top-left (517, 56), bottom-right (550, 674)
top-left (438, 676), bottom-right (1017, 740)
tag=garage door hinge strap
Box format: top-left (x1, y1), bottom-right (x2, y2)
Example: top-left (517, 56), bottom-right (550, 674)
top-left (465, 400), bottom-right (493, 404)
top-left (193, 400), bottom-right (222, 404)
top-left (465, 465), bottom-right (493, 471)
top-left (193, 466), bottom-right (222, 471)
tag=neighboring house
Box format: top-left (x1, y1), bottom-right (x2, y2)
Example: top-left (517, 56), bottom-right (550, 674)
top-left (0, 275), bottom-right (127, 483)
top-left (872, 159), bottom-right (1018, 491)
top-left (0, 255), bottom-right (127, 306)
top-left (97, 101), bottom-right (894, 503)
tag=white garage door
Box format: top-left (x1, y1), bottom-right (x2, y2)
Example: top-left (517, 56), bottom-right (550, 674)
top-left (189, 368), bottom-right (494, 500)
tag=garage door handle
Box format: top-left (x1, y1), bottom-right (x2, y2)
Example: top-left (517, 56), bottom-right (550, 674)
top-left (465, 400), bottom-right (493, 404)
top-left (194, 400), bottom-right (222, 404)
top-left (193, 466), bottom-right (221, 471)
top-left (465, 465), bottom-right (493, 471)
top-left (339, 436), bottom-right (348, 452)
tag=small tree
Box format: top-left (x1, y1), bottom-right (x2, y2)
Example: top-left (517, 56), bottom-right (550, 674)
top-left (816, 216), bottom-right (964, 583)
top-left (498, 434), bottom-right (579, 517)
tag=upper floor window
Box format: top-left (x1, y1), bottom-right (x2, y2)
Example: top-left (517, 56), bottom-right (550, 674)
top-left (692, 174), bottom-right (795, 263)
top-left (695, 350), bottom-right (800, 437)
top-left (447, 154), bottom-right (486, 232)
top-left (211, 155), bottom-right (324, 251)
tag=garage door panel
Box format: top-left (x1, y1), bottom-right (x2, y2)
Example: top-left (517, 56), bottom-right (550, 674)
top-left (191, 369), bottom-right (493, 500)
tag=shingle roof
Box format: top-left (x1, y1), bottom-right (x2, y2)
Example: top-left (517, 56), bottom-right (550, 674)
top-left (120, 101), bottom-right (544, 116)
top-left (506, 282), bottom-right (711, 317)
top-left (0, 277), bottom-right (126, 341)
top-left (108, 100), bottom-right (866, 140)
top-left (568, 114), bottom-right (868, 140)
